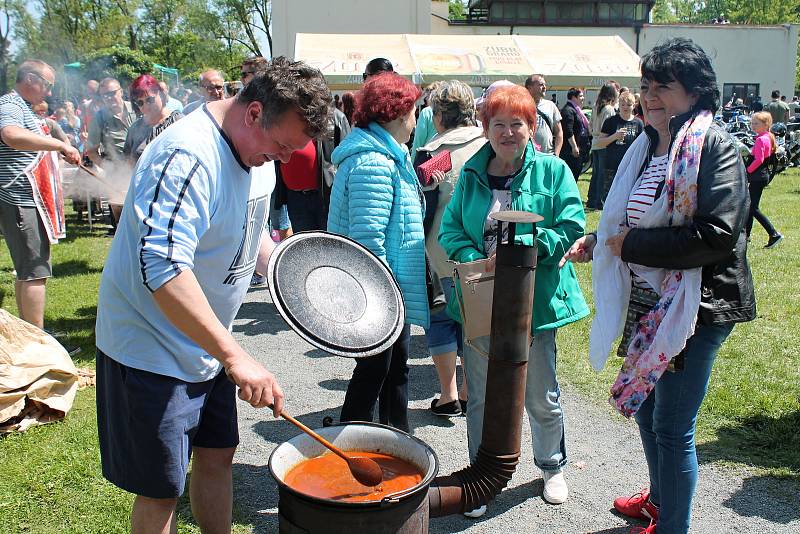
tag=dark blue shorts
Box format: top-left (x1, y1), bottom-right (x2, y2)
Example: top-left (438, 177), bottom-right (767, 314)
top-left (96, 350), bottom-right (239, 499)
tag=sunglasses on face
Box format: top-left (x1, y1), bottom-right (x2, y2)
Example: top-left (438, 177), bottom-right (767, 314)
top-left (204, 84), bottom-right (224, 91)
top-left (133, 95), bottom-right (157, 107)
top-left (240, 71), bottom-right (255, 79)
top-left (30, 72), bottom-right (53, 91)
top-left (101, 89), bottom-right (121, 99)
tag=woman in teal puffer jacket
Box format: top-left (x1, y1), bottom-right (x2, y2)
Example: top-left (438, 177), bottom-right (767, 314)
top-left (439, 84), bottom-right (588, 515)
top-left (327, 72), bottom-right (427, 433)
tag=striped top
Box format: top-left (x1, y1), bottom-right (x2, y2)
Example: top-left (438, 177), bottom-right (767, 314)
top-left (627, 154), bottom-right (669, 290)
top-left (0, 91), bottom-right (42, 207)
top-left (626, 154), bottom-right (668, 226)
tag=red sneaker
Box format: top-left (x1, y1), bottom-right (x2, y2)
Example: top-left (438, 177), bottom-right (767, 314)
top-left (629, 521), bottom-right (656, 533)
top-left (614, 489), bottom-right (659, 521)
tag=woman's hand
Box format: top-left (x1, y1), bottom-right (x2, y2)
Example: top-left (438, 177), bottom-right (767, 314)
top-left (430, 169), bottom-right (446, 184)
top-left (605, 226), bottom-right (631, 257)
top-left (559, 234), bottom-right (597, 268)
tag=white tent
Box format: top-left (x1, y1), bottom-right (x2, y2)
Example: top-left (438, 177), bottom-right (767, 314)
top-left (294, 33), bottom-right (641, 89)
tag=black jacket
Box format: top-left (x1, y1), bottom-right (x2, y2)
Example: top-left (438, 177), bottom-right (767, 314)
top-left (621, 111), bottom-right (756, 326)
top-left (559, 102), bottom-right (591, 158)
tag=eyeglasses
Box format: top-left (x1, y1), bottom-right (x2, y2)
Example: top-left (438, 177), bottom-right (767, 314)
top-left (30, 72), bottom-right (53, 91)
top-left (101, 88), bottom-right (121, 99)
top-left (240, 71), bottom-right (255, 79)
top-left (203, 84), bottom-right (224, 91)
top-left (133, 95), bottom-right (157, 107)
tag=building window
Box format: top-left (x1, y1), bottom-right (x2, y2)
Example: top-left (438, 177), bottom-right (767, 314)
top-left (723, 83), bottom-right (760, 107)
top-left (465, 0), bottom-right (653, 26)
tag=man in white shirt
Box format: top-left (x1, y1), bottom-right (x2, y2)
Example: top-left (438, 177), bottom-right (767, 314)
top-left (525, 74), bottom-right (563, 155)
top-left (95, 57), bottom-right (331, 534)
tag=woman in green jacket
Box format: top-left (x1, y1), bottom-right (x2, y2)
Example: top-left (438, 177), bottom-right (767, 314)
top-left (439, 84), bottom-right (589, 516)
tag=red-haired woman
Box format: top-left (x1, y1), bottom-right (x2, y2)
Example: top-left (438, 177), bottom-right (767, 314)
top-left (327, 72), bottom-right (426, 433)
top-left (123, 74), bottom-right (183, 162)
top-left (439, 84), bottom-right (589, 516)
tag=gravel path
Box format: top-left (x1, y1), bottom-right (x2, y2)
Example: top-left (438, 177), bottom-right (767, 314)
top-left (231, 288), bottom-right (800, 533)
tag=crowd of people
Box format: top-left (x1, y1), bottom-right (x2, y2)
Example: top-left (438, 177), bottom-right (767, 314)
top-left (0, 35), bottom-right (784, 534)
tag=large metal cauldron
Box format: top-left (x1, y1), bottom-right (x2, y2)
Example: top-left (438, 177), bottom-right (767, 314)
top-left (269, 422), bottom-right (438, 533)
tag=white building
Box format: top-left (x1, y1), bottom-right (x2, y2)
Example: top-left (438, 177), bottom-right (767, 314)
top-left (272, 0), bottom-right (798, 102)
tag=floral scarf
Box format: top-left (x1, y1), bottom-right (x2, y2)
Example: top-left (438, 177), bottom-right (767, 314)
top-left (604, 111), bottom-right (713, 417)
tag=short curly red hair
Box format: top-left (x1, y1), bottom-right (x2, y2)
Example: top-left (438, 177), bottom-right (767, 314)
top-left (353, 72), bottom-right (421, 128)
top-left (479, 85), bottom-right (537, 134)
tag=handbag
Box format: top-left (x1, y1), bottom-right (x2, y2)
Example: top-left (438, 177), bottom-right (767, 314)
top-left (453, 259), bottom-right (494, 355)
top-left (426, 253), bottom-right (447, 314)
top-left (415, 150), bottom-right (452, 186)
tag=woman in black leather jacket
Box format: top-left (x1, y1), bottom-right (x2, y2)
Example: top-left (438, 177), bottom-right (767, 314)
top-left (561, 38), bottom-right (755, 534)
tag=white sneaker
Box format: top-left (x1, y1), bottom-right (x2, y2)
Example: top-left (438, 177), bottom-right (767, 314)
top-left (463, 504), bottom-right (487, 518)
top-left (542, 469), bottom-right (569, 504)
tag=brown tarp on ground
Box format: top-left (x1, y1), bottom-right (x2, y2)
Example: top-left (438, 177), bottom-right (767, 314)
top-left (0, 308), bottom-right (78, 433)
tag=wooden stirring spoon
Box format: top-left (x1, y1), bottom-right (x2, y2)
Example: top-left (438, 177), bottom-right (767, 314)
top-left (224, 371), bottom-right (383, 486)
top-left (274, 407), bottom-right (384, 487)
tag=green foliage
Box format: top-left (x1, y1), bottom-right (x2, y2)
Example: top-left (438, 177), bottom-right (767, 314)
top-left (651, 0), bottom-right (679, 23)
top-left (9, 0), bottom-right (256, 96)
top-left (449, 0), bottom-right (467, 20)
top-left (83, 45), bottom-right (155, 85)
top-left (652, 0), bottom-right (800, 25)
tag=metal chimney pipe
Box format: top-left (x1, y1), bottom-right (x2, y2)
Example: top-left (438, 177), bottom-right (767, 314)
top-left (429, 211), bottom-right (542, 517)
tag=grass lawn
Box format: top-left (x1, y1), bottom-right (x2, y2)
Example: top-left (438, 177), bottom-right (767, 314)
top-left (1, 170), bottom-right (799, 532)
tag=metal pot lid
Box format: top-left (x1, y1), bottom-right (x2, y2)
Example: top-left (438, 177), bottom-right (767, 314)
top-left (267, 231), bottom-right (405, 358)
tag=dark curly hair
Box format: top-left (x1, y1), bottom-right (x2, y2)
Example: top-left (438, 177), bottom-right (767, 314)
top-left (353, 72), bottom-right (421, 128)
top-left (641, 38), bottom-right (720, 114)
top-left (237, 56), bottom-right (332, 138)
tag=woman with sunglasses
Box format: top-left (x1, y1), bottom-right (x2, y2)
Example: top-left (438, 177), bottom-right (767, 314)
top-left (123, 74), bottom-right (183, 163)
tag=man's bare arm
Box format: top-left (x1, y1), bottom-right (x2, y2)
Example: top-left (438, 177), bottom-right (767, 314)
top-left (152, 269), bottom-right (284, 415)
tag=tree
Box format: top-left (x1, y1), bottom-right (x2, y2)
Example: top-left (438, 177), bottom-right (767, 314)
top-left (83, 44), bottom-right (155, 85)
top-left (449, 0), bottom-right (467, 20)
top-left (218, 0), bottom-right (271, 57)
top-left (0, 0), bottom-right (26, 92)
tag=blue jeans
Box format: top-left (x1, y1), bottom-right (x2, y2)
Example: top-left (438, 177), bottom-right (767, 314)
top-left (270, 204), bottom-right (291, 231)
top-left (588, 148), bottom-right (606, 208)
top-left (463, 329), bottom-right (566, 470)
top-left (634, 323), bottom-right (734, 534)
top-left (424, 277), bottom-right (463, 357)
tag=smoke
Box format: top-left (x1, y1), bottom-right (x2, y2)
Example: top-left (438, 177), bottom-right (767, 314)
top-left (62, 159), bottom-right (133, 206)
